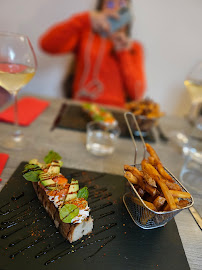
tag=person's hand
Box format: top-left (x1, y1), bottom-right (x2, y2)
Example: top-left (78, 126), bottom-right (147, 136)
top-left (111, 31), bottom-right (132, 51)
top-left (90, 10), bottom-right (119, 34)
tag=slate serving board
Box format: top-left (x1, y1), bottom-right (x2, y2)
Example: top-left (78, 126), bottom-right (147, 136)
top-left (0, 162), bottom-right (190, 270)
top-left (56, 103), bottom-right (156, 142)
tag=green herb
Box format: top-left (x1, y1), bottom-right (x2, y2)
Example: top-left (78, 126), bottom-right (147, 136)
top-left (59, 204), bottom-right (79, 223)
top-left (22, 164), bottom-right (42, 182)
top-left (83, 103), bottom-right (91, 110)
top-left (100, 107), bottom-right (106, 112)
top-left (44, 150), bottom-right (62, 164)
top-left (77, 187), bottom-right (89, 200)
top-left (93, 115), bottom-right (104, 122)
top-left (23, 164), bottom-right (40, 171)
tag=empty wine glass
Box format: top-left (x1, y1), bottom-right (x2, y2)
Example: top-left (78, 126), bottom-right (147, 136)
top-left (0, 32), bottom-right (37, 149)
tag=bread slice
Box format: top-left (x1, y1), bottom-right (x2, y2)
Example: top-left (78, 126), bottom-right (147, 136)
top-left (32, 182), bottom-right (93, 243)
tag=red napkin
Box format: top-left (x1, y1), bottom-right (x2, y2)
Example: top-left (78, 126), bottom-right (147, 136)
top-left (0, 153), bottom-right (9, 177)
top-left (0, 97), bottom-right (50, 126)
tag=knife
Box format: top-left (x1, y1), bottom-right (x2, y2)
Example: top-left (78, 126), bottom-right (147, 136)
top-left (50, 103), bottom-right (67, 131)
top-left (189, 206), bottom-right (202, 230)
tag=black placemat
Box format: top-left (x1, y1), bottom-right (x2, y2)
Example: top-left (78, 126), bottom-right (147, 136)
top-left (0, 163), bottom-right (190, 270)
top-left (56, 103), bottom-right (156, 142)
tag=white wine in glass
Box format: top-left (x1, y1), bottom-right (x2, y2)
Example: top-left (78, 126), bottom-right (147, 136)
top-left (0, 32), bottom-right (37, 149)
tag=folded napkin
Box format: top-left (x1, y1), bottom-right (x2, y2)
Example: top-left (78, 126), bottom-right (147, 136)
top-left (0, 153), bottom-right (9, 178)
top-left (0, 97), bottom-right (50, 126)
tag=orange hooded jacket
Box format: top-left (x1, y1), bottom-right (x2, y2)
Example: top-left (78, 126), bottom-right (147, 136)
top-left (39, 12), bottom-right (146, 108)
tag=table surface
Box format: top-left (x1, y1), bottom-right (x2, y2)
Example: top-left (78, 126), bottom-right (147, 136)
top-left (0, 97), bottom-right (201, 270)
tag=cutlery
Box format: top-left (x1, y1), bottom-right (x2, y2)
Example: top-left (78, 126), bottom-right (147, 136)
top-left (50, 103), bottom-right (67, 131)
top-left (189, 206), bottom-right (202, 230)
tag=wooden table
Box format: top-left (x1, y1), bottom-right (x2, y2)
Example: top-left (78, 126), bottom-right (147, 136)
top-left (0, 97), bottom-right (201, 270)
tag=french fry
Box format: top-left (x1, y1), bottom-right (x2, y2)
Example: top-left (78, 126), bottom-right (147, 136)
top-left (148, 156), bottom-right (158, 166)
top-left (124, 171), bottom-right (138, 185)
top-left (145, 143), bottom-right (160, 163)
top-left (163, 203), bottom-right (170, 211)
top-left (156, 163), bottom-right (175, 183)
top-left (131, 196), bottom-right (157, 211)
top-left (140, 214), bottom-right (154, 225)
top-left (162, 179), bottom-right (182, 191)
top-left (137, 187), bottom-right (145, 197)
top-left (155, 178), bottom-right (177, 210)
top-left (125, 99), bottom-right (164, 119)
top-left (132, 197), bottom-right (157, 225)
top-left (124, 165), bottom-right (143, 181)
top-left (133, 108), bottom-right (143, 115)
top-left (144, 184), bottom-right (157, 197)
top-left (131, 196), bottom-right (157, 224)
top-left (158, 195), bottom-right (186, 212)
top-left (169, 190), bottom-right (191, 199)
top-left (153, 196), bottom-right (166, 210)
top-left (143, 171), bottom-right (157, 188)
top-left (138, 177), bottom-right (157, 197)
top-left (141, 159), bottom-right (161, 182)
top-left (174, 197), bottom-right (180, 204)
top-left (140, 200), bottom-right (157, 224)
top-left (176, 200), bottom-right (189, 208)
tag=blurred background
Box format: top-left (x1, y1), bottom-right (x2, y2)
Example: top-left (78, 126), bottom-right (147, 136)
top-left (1, 0), bottom-right (202, 116)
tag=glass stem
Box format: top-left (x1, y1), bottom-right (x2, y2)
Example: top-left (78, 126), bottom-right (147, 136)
top-left (13, 93), bottom-right (23, 141)
top-left (13, 93), bottom-right (19, 127)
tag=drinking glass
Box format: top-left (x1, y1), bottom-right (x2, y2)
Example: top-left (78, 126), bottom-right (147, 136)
top-left (0, 32), bottom-right (37, 149)
top-left (180, 155), bottom-right (202, 194)
top-left (184, 61), bottom-right (202, 125)
top-left (86, 121), bottom-right (120, 156)
top-left (178, 129), bottom-right (202, 195)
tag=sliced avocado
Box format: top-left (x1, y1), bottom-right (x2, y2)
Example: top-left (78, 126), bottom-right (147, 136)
top-left (68, 179), bottom-right (79, 193)
top-left (39, 172), bottom-right (52, 182)
top-left (65, 179), bottom-right (79, 201)
top-left (66, 193), bottom-right (77, 201)
top-left (46, 186), bottom-right (58, 191)
top-left (29, 159), bottom-right (44, 168)
top-left (58, 160), bottom-right (63, 167)
top-left (51, 161), bottom-right (60, 166)
top-left (41, 179), bottom-right (55, 187)
top-left (47, 162), bottom-right (60, 176)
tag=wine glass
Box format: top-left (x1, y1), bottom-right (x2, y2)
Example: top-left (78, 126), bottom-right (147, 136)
top-left (184, 61), bottom-right (202, 125)
top-left (0, 32), bottom-right (37, 149)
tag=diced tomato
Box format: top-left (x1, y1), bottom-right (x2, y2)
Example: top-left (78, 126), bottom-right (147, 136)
top-left (47, 190), bottom-right (57, 197)
top-left (64, 183), bottom-right (70, 189)
top-left (53, 176), bottom-right (68, 186)
top-left (57, 188), bottom-right (69, 198)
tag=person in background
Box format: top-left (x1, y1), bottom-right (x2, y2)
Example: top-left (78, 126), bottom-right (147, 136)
top-left (39, 0), bottom-right (146, 108)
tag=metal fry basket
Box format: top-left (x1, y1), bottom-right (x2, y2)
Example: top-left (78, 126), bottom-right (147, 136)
top-left (123, 112), bottom-right (194, 229)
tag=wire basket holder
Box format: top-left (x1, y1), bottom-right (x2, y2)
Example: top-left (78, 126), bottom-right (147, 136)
top-left (123, 112), bottom-right (194, 229)
top-left (124, 112), bottom-right (147, 164)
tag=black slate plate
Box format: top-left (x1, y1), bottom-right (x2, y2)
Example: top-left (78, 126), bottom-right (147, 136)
top-left (56, 103), bottom-right (156, 142)
top-left (0, 163), bottom-right (190, 270)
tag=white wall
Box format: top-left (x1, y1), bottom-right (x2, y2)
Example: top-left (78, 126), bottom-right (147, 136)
top-left (1, 0), bottom-right (202, 116)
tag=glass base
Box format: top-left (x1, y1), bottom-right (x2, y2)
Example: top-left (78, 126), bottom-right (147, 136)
top-left (2, 131), bottom-right (24, 150)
